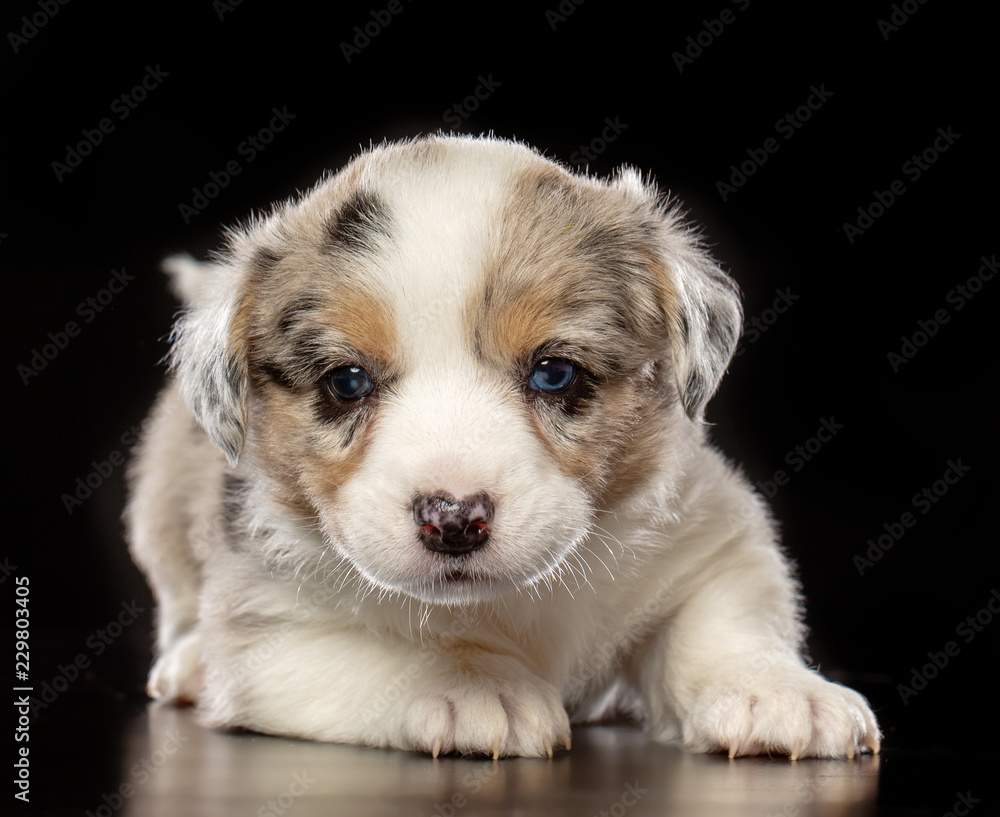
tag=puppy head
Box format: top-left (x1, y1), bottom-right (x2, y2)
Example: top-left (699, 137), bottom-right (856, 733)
top-left (171, 135), bottom-right (741, 605)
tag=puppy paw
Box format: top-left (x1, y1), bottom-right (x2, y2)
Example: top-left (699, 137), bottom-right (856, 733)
top-left (399, 662), bottom-right (570, 758)
top-left (147, 630), bottom-right (203, 704)
top-left (681, 667), bottom-right (881, 759)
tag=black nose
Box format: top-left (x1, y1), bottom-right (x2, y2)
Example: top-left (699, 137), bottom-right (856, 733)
top-left (412, 491), bottom-right (494, 555)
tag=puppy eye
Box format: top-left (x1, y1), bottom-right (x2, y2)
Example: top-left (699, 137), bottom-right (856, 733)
top-left (529, 358), bottom-right (576, 393)
top-left (326, 366), bottom-right (373, 402)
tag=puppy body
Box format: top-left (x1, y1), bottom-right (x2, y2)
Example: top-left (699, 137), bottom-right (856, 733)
top-left (127, 135), bottom-right (880, 758)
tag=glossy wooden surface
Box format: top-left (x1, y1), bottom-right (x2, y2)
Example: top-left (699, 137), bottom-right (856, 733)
top-left (107, 706), bottom-right (882, 817)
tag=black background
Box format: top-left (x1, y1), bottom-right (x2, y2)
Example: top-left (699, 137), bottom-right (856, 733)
top-left (2, 1), bottom-right (996, 814)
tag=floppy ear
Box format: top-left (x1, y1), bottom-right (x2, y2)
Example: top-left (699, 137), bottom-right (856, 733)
top-left (610, 169), bottom-right (743, 420)
top-left (165, 254), bottom-right (249, 465)
top-left (666, 248), bottom-right (743, 420)
top-left (645, 207), bottom-right (742, 421)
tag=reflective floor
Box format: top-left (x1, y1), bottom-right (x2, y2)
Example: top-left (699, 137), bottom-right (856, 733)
top-left (26, 656), bottom-right (996, 817)
top-left (89, 706), bottom-right (885, 817)
top-left (30, 685), bottom-right (1000, 817)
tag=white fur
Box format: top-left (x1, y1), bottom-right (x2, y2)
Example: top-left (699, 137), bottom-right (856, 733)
top-left (127, 135), bottom-right (880, 759)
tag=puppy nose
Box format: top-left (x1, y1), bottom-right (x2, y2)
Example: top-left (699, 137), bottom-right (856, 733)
top-left (412, 491), bottom-right (494, 555)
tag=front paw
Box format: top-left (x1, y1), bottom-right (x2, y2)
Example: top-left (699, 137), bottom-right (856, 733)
top-left (147, 630), bottom-right (203, 704)
top-left (399, 658), bottom-right (570, 758)
top-left (681, 667), bottom-right (881, 759)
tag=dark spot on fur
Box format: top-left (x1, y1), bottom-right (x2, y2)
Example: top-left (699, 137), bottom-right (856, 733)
top-left (277, 295), bottom-right (324, 336)
top-left (710, 310), bottom-right (739, 350)
top-left (222, 353), bottom-right (245, 401)
top-left (250, 361), bottom-right (299, 391)
top-left (677, 310), bottom-right (691, 345)
top-left (682, 370), bottom-right (706, 418)
top-left (575, 223), bottom-right (631, 259)
top-left (250, 341), bottom-right (338, 393)
top-left (221, 473), bottom-right (248, 552)
top-left (533, 172), bottom-right (578, 203)
top-left (322, 191), bottom-right (392, 254)
top-left (251, 246), bottom-right (283, 272)
top-left (311, 385), bottom-right (374, 440)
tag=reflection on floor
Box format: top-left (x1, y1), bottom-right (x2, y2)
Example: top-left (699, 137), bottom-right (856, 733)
top-left (104, 705), bottom-right (881, 817)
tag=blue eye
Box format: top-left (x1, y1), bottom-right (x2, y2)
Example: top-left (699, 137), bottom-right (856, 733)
top-left (327, 366), bottom-right (373, 402)
top-left (529, 358), bottom-right (576, 393)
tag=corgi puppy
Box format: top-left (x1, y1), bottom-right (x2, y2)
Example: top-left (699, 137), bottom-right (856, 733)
top-left (126, 134), bottom-right (880, 759)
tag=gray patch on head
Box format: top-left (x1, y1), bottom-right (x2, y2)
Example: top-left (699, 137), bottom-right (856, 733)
top-left (250, 246), bottom-right (284, 273)
top-left (277, 295), bottom-right (325, 336)
top-left (322, 191), bottom-right (392, 255)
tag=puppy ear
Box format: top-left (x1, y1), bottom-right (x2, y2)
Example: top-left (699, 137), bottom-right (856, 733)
top-left (665, 248), bottom-right (743, 421)
top-left (165, 254), bottom-right (248, 465)
top-left (611, 169), bottom-right (742, 419)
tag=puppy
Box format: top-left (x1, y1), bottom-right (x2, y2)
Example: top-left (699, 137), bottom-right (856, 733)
top-left (126, 134), bottom-right (881, 759)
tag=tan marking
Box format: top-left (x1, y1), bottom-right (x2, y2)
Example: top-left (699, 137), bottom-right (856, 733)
top-left (523, 378), bottom-right (666, 507)
top-left (249, 384), bottom-right (376, 509)
top-left (229, 284), bottom-right (256, 362)
top-left (477, 277), bottom-right (562, 366)
top-left (320, 285), bottom-right (398, 364)
top-left (643, 253), bottom-right (682, 344)
top-left (468, 159), bottom-right (679, 508)
top-left (303, 433), bottom-right (372, 509)
top-left (592, 385), bottom-right (670, 509)
top-left (469, 163), bottom-right (583, 369)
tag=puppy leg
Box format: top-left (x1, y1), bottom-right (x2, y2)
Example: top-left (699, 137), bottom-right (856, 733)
top-left (636, 540), bottom-right (881, 759)
top-left (125, 383), bottom-right (223, 703)
top-left (145, 629), bottom-right (203, 704)
top-left (197, 593), bottom-right (570, 757)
